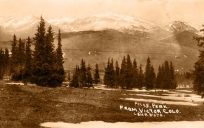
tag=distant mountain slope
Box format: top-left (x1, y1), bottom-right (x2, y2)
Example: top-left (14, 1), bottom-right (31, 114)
top-left (61, 29), bottom-right (198, 71)
top-left (0, 15), bottom-right (200, 71)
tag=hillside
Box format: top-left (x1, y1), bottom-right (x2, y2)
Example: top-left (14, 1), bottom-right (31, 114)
top-left (61, 29), bottom-right (198, 71)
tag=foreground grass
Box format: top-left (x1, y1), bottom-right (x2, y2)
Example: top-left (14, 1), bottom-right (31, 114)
top-left (0, 81), bottom-right (204, 128)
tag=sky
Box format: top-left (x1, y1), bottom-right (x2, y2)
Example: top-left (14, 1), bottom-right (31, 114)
top-left (0, 0), bottom-right (204, 27)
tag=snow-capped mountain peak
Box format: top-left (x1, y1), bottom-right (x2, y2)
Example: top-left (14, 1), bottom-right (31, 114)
top-left (167, 21), bottom-right (198, 33)
top-left (0, 14), bottom-right (198, 38)
top-left (51, 13), bottom-right (158, 32)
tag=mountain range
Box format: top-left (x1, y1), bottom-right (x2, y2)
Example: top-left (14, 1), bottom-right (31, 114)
top-left (0, 14), bottom-right (200, 71)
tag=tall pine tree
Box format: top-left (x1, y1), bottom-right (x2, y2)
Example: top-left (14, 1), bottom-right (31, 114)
top-left (79, 59), bottom-right (87, 87)
top-left (156, 66), bottom-right (163, 89)
top-left (115, 61), bottom-right (120, 88)
top-left (10, 34), bottom-right (18, 76)
top-left (120, 56), bottom-right (127, 89)
top-left (104, 59), bottom-right (110, 86)
top-left (23, 37), bottom-right (32, 83)
top-left (170, 61), bottom-right (177, 89)
top-left (32, 17), bottom-right (56, 86)
top-left (94, 63), bottom-right (100, 84)
top-left (109, 58), bottom-right (115, 88)
top-left (132, 59), bottom-right (138, 88)
top-left (138, 64), bottom-right (144, 89)
top-left (54, 29), bottom-right (65, 85)
top-left (144, 57), bottom-right (155, 89)
top-left (86, 65), bottom-right (93, 87)
top-left (126, 55), bottom-right (133, 89)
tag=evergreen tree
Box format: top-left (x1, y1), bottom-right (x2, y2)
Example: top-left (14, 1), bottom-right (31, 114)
top-left (126, 54), bottom-right (133, 89)
top-left (156, 66), bottom-right (163, 89)
top-left (32, 17), bottom-right (47, 85)
top-left (103, 58), bottom-right (115, 88)
top-left (94, 63), bottom-right (100, 84)
top-left (115, 61), bottom-right (120, 88)
top-left (132, 59), bottom-right (138, 88)
top-left (12, 38), bottom-right (25, 80)
top-left (170, 61), bottom-right (177, 89)
top-left (32, 17), bottom-right (56, 86)
top-left (86, 65), bottom-right (93, 87)
top-left (18, 38), bottom-right (25, 80)
top-left (45, 26), bottom-right (55, 65)
top-left (10, 34), bottom-right (18, 74)
top-left (120, 56), bottom-right (127, 89)
top-left (108, 58), bottom-right (115, 88)
top-left (138, 65), bottom-right (144, 89)
top-left (163, 61), bottom-right (170, 89)
top-left (150, 65), bottom-right (156, 88)
top-left (144, 57), bottom-right (155, 89)
top-left (104, 59), bottom-right (110, 86)
top-left (79, 59), bottom-right (87, 87)
top-left (17, 38), bottom-right (25, 66)
top-left (23, 37), bottom-right (32, 83)
top-left (54, 29), bottom-right (65, 85)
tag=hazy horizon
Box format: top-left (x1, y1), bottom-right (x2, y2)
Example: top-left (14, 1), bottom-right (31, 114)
top-left (0, 0), bottom-right (204, 28)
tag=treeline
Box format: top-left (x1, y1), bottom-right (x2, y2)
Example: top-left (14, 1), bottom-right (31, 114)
top-left (156, 61), bottom-right (177, 89)
top-left (70, 55), bottom-right (177, 90)
top-left (70, 59), bottom-right (100, 88)
top-left (104, 55), bottom-right (177, 89)
top-left (0, 17), bottom-right (65, 87)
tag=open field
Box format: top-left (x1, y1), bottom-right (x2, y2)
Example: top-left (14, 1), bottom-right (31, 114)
top-left (0, 81), bottom-right (204, 128)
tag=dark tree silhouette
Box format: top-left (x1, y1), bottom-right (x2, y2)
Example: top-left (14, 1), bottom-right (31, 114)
top-left (94, 64), bottom-right (100, 84)
top-left (144, 57), bottom-right (155, 89)
top-left (23, 37), bottom-right (32, 83)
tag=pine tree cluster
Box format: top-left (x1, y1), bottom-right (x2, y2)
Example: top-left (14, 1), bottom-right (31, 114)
top-left (104, 55), bottom-right (145, 89)
top-left (156, 61), bottom-right (177, 89)
top-left (103, 55), bottom-right (177, 90)
top-left (70, 59), bottom-right (95, 88)
top-left (0, 17), bottom-right (65, 87)
top-left (31, 17), bottom-right (65, 86)
top-left (10, 35), bottom-right (31, 81)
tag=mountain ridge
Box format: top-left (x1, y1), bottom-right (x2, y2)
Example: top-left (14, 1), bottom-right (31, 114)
top-left (0, 15), bottom-right (200, 71)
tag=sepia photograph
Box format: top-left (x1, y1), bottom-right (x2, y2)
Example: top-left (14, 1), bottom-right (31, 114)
top-left (0, 0), bottom-right (204, 128)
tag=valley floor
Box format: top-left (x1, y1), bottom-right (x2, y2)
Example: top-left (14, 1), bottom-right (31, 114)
top-left (0, 81), bottom-right (203, 128)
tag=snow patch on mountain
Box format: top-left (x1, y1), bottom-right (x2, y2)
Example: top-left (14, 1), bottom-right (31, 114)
top-left (51, 14), bottom-right (158, 32)
top-left (0, 14), bottom-right (198, 36)
top-left (166, 21), bottom-right (198, 33)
